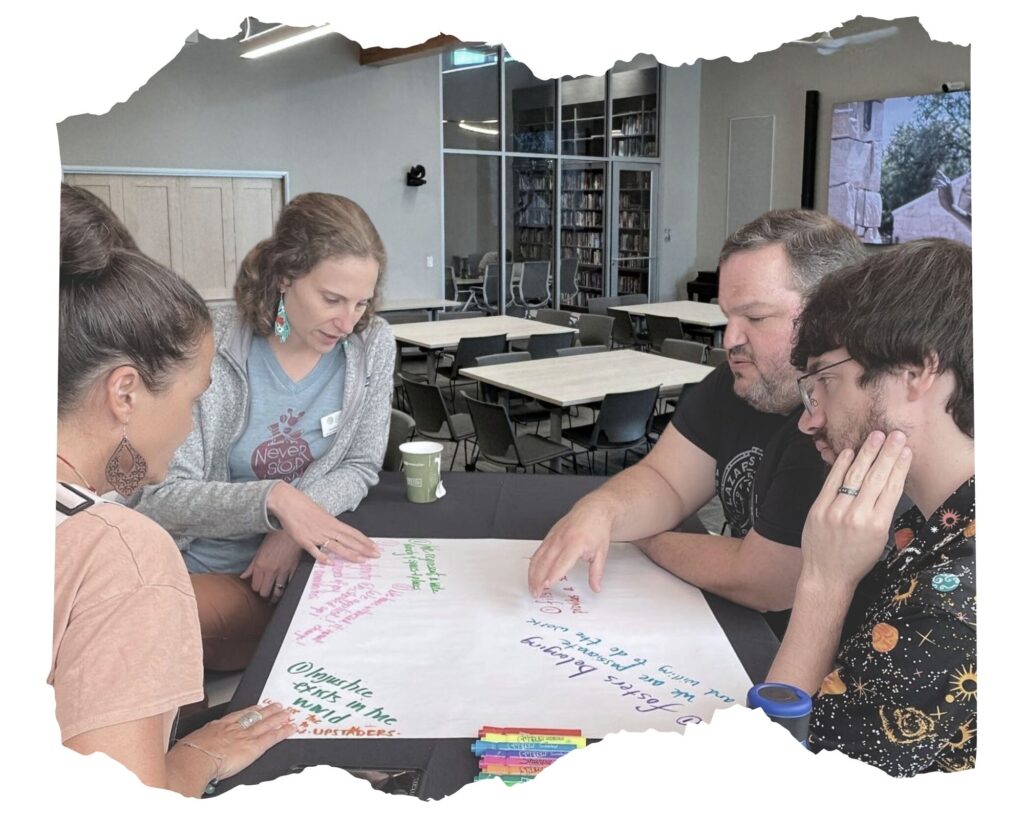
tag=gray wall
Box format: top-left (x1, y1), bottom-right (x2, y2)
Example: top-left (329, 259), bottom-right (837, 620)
top-left (57, 33), bottom-right (444, 299)
top-left (656, 63), bottom-right (702, 301)
top-left (57, 20), bottom-right (969, 300)
top-left (694, 17), bottom-right (970, 267)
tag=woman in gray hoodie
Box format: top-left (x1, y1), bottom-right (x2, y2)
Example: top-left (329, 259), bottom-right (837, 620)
top-left (133, 192), bottom-right (395, 671)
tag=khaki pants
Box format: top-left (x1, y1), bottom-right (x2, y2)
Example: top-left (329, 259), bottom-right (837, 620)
top-left (189, 573), bottom-right (275, 672)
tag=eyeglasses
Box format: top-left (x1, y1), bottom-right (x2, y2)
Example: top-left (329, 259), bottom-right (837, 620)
top-left (797, 357), bottom-right (853, 414)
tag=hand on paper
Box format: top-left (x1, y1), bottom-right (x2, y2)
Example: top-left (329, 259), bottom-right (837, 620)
top-left (240, 530), bottom-right (303, 602)
top-left (178, 701), bottom-right (296, 783)
top-left (267, 482), bottom-right (380, 565)
top-left (800, 430), bottom-right (912, 591)
top-left (528, 500), bottom-right (613, 596)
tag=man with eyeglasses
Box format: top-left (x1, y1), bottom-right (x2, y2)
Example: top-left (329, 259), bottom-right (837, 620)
top-left (529, 210), bottom-right (865, 636)
top-left (764, 238), bottom-right (974, 776)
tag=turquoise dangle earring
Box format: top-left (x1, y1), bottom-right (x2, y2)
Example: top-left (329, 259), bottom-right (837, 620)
top-left (274, 291), bottom-right (291, 343)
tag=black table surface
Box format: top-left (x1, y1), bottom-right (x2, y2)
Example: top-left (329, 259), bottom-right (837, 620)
top-left (219, 472), bottom-right (778, 799)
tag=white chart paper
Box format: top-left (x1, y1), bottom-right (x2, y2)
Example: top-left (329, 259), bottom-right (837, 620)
top-left (259, 538), bottom-right (753, 739)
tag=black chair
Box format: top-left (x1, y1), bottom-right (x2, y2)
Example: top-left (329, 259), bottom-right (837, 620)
top-left (535, 308), bottom-right (575, 327)
top-left (563, 385), bottom-right (661, 474)
top-left (382, 408), bottom-right (416, 471)
top-left (473, 351), bottom-right (549, 431)
top-left (525, 330), bottom-right (577, 360)
top-left (473, 263), bottom-right (514, 315)
top-left (660, 338), bottom-right (707, 364)
top-left (618, 294), bottom-right (648, 306)
top-left (517, 261), bottom-right (552, 309)
top-left (577, 314), bottom-right (614, 348)
top-left (707, 347), bottom-right (728, 367)
top-left (586, 295), bottom-right (621, 316)
top-left (608, 307), bottom-right (650, 350)
top-left (445, 265), bottom-right (472, 308)
top-left (646, 315), bottom-right (686, 352)
top-left (438, 310), bottom-right (485, 320)
top-left (399, 375), bottom-right (475, 471)
top-left (473, 351), bottom-right (531, 403)
top-left (433, 333), bottom-right (507, 400)
top-left (463, 393), bottom-right (576, 473)
top-left (681, 323), bottom-right (717, 347)
top-left (555, 344), bottom-right (609, 357)
top-left (558, 257), bottom-right (581, 307)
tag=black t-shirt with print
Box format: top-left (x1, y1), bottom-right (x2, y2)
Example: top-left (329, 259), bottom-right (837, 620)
top-left (671, 363), bottom-right (825, 546)
top-left (671, 364), bottom-right (826, 637)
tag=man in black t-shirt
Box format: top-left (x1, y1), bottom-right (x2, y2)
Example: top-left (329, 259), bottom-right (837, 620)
top-left (528, 209), bottom-right (865, 625)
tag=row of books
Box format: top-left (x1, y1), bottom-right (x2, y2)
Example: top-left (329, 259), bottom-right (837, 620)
top-left (619, 234), bottom-right (651, 253)
top-left (516, 172), bottom-right (554, 192)
top-left (562, 210), bottom-right (603, 228)
top-left (561, 170), bottom-right (605, 191)
top-left (619, 210), bottom-right (649, 229)
top-left (560, 191), bottom-right (604, 209)
top-left (618, 273), bottom-right (649, 294)
top-left (613, 111), bottom-right (657, 136)
top-left (612, 136), bottom-right (658, 157)
top-left (560, 230), bottom-right (603, 249)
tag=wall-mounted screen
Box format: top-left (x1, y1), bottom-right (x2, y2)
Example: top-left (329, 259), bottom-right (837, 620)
top-left (827, 90), bottom-right (970, 246)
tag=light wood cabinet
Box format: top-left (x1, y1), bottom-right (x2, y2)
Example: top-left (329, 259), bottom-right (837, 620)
top-left (63, 172), bottom-right (285, 300)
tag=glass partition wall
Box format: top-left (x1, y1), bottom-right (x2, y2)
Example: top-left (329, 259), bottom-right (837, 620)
top-left (443, 48), bottom-right (660, 310)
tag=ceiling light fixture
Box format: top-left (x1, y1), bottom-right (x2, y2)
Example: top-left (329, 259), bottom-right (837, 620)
top-left (458, 121), bottom-right (499, 135)
top-left (241, 22), bottom-right (336, 59)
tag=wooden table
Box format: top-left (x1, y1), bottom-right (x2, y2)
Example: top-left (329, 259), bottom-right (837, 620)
top-left (378, 297), bottom-right (463, 320)
top-left (392, 314), bottom-right (578, 373)
top-left (617, 300), bottom-right (728, 347)
top-left (461, 349), bottom-right (712, 471)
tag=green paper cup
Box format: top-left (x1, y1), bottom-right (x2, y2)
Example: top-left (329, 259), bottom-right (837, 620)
top-left (400, 441), bottom-right (447, 503)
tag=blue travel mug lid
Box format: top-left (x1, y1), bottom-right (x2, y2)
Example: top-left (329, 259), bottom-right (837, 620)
top-left (747, 682), bottom-right (813, 718)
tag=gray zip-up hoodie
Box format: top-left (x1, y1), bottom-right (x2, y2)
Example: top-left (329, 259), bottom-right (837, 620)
top-left (130, 303), bottom-right (396, 552)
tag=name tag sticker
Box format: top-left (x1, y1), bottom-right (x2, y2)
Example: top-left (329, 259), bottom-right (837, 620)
top-left (320, 411), bottom-right (342, 437)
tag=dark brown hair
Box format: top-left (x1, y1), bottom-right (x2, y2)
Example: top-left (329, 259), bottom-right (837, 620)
top-left (59, 185), bottom-right (212, 417)
top-left (234, 192), bottom-right (386, 336)
top-left (792, 238), bottom-right (973, 437)
top-left (60, 183), bottom-right (140, 274)
top-left (720, 209), bottom-right (867, 297)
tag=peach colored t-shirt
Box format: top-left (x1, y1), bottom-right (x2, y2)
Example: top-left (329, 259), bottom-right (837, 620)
top-left (51, 485), bottom-right (204, 746)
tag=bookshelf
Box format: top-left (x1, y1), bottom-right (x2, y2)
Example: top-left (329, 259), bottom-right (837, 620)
top-left (615, 169), bottom-right (653, 297)
top-left (611, 94), bottom-right (658, 157)
top-left (561, 75), bottom-right (606, 158)
top-left (466, 65), bottom-right (661, 312)
top-left (561, 166), bottom-right (606, 307)
top-left (510, 80), bottom-right (556, 154)
top-left (610, 66), bottom-right (659, 158)
top-left (512, 159), bottom-right (555, 263)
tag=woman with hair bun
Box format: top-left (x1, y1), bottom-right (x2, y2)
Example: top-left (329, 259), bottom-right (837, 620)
top-left (55, 184), bottom-right (294, 796)
top-left (132, 192), bottom-right (395, 671)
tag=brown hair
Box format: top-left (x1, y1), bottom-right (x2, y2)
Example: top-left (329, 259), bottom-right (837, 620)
top-left (792, 238), bottom-right (973, 437)
top-left (234, 192), bottom-right (386, 336)
top-left (60, 183), bottom-right (140, 274)
top-left (719, 209), bottom-right (867, 297)
top-left (58, 185), bottom-right (212, 417)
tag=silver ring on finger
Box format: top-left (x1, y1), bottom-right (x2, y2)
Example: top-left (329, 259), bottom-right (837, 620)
top-left (238, 711), bottom-right (263, 729)
top-left (838, 485), bottom-right (860, 496)
top-left (274, 582), bottom-right (286, 590)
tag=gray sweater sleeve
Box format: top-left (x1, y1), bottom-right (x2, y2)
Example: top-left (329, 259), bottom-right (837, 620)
top-left (130, 402), bottom-right (282, 542)
top-left (130, 311), bottom-right (395, 544)
top-left (296, 321), bottom-right (396, 516)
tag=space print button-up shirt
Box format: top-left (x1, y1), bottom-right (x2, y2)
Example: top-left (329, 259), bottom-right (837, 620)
top-left (810, 476), bottom-right (976, 776)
